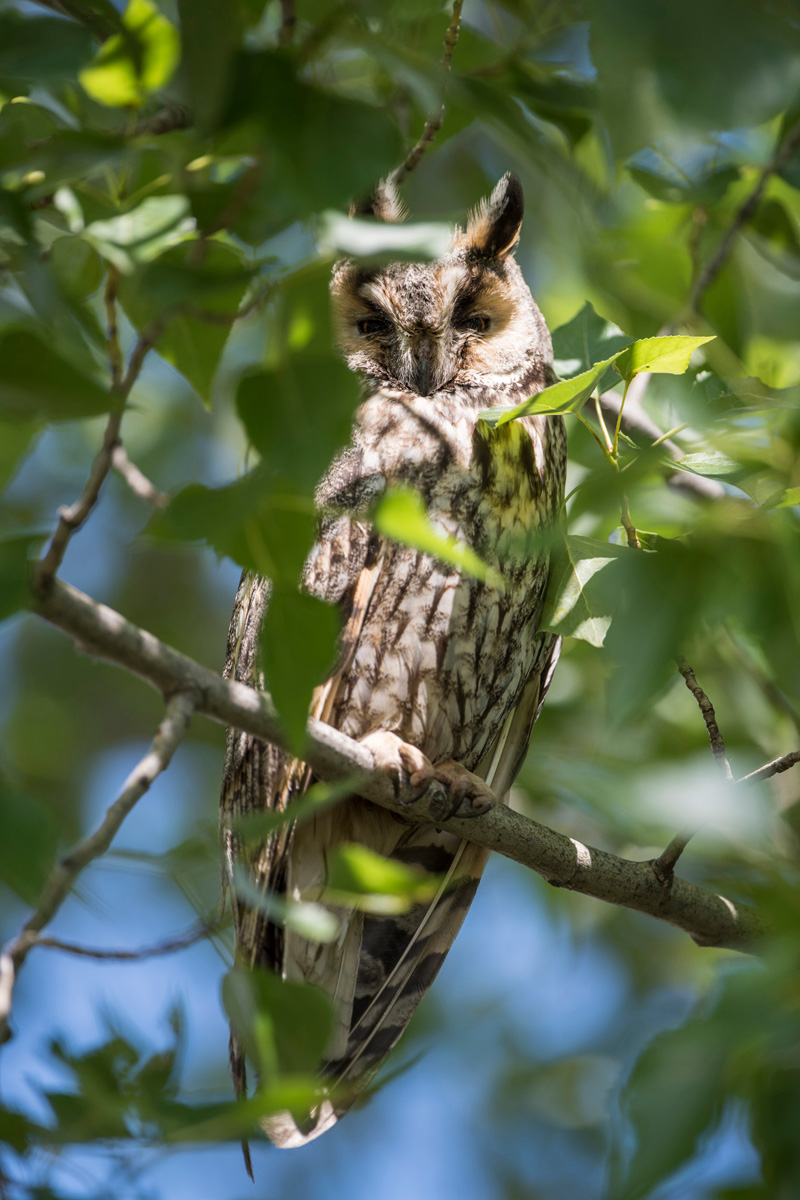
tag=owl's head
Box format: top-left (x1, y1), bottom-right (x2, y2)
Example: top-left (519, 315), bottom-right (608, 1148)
top-left (331, 173), bottom-right (552, 398)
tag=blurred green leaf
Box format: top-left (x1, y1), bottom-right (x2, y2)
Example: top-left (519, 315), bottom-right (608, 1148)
top-left (236, 353), bottom-right (357, 492)
top-left (541, 535), bottom-right (625, 647)
top-left (177, 0), bottom-right (242, 134)
top-left (85, 195), bottom-right (193, 274)
top-left (325, 843), bottom-right (446, 914)
top-left (223, 966), bottom-right (335, 1078)
top-left (0, 776), bottom-right (57, 902)
top-left (372, 487), bottom-right (503, 587)
top-left (79, 0), bottom-right (180, 109)
top-left (0, 420), bottom-right (40, 492)
top-left (261, 586), bottom-right (340, 753)
top-left (0, 329), bottom-right (110, 421)
top-left (316, 212), bottom-right (452, 262)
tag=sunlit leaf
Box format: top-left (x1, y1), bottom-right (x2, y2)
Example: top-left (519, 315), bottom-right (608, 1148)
top-left (79, 0), bottom-right (180, 109)
top-left (231, 869), bottom-right (340, 945)
top-left (324, 843), bottom-right (447, 913)
top-left (316, 211), bottom-right (452, 262)
top-left (613, 335), bottom-right (716, 383)
top-left (552, 301), bottom-right (632, 377)
top-left (481, 355), bottom-right (620, 426)
top-left (85, 196), bottom-right (193, 274)
top-left (372, 487), bottom-right (503, 588)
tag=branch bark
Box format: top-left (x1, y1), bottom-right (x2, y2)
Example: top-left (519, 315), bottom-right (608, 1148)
top-left (28, 578), bottom-right (769, 957)
top-left (0, 691), bottom-right (195, 1043)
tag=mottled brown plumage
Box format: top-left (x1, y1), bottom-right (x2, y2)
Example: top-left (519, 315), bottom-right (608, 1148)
top-left (220, 174), bottom-right (567, 1147)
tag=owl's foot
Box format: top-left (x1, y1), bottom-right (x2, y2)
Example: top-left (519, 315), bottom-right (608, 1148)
top-left (361, 733), bottom-right (497, 820)
top-left (422, 759), bottom-right (497, 818)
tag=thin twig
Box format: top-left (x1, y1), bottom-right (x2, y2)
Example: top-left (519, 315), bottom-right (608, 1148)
top-left (677, 655), bottom-right (734, 781)
top-left (688, 116), bottom-right (800, 316)
top-left (278, 0), bottom-right (295, 44)
top-left (111, 444), bottom-right (169, 508)
top-left (35, 316), bottom-right (166, 588)
top-left (739, 751), bottom-right (800, 786)
top-left (392, 0), bottom-right (464, 187)
top-left (619, 492), bottom-right (641, 549)
top-left (28, 578), bottom-right (768, 956)
top-left (652, 828), bottom-right (695, 886)
top-left (0, 692), bottom-right (196, 1043)
top-left (24, 918), bottom-right (226, 962)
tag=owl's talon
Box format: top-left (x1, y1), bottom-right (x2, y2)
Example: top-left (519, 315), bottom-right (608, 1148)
top-left (360, 733), bottom-right (496, 819)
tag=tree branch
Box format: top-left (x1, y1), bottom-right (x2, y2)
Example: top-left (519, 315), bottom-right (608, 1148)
top-left (27, 578), bottom-right (771, 958)
top-left (739, 751), bottom-right (800, 786)
top-left (688, 116), bottom-right (800, 316)
top-left (0, 692), bottom-right (195, 1043)
top-left (24, 918), bottom-right (226, 962)
top-left (392, 0), bottom-right (464, 187)
top-left (35, 317), bottom-right (165, 588)
top-left (111, 444), bottom-right (169, 508)
top-left (677, 655), bottom-right (734, 781)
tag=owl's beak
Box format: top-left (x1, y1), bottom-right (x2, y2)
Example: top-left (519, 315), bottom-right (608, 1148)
top-left (410, 335), bottom-right (435, 396)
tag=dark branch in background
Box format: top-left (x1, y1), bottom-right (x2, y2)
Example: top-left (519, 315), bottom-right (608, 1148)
top-left (677, 655), bottom-right (734, 780)
top-left (30, 0), bottom-right (118, 41)
top-left (24, 579), bottom-right (776, 957)
top-left (392, 0), bottom-right (464, 187)
top-left (0, 692), bottom-right (195, 1043)
top-left (687, 115), bottom-right (800, 318)
top-left (279, 0), bottom-right (295, 45)
top-left (35, 308), bottom-right (166, 588)
top-left (123, 103), bottom-right (191, 139)
top-left (24, 918), bottom-right (227, 962)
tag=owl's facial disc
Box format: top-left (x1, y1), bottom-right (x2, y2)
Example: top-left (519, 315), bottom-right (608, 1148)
top-left (331, 173), bottom-right (547, 396)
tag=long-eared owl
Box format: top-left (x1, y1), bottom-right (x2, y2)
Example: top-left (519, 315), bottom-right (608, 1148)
top-left (220, 173), bottom-right (567, 1148)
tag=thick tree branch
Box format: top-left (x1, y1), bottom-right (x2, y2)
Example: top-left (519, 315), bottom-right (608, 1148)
top-left (27, 578), bottom-right (771, 957)
top-left (0, 692), bottom-right (195, 1043)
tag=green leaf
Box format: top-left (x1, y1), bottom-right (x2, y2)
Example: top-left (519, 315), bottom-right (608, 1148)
top-left (325, 843), bottom-right (446, 914)
top-left (0, 777), bottom-right (57, 902)
top-left (261, 586), bottom-right (340, 754)
top-left (0, 330), bottom-right (110, 421)
top-left (177, 0), bottom-right (242, 134)
top-left (613, 335), bottom-right (716, 383)
top-left (233, 778), bottom-right (359, 845)
top-left (222, 966), bottom-right (335, 1078)
top-left (85, 195), bottom-right (193, 275)
top-left (0, 420), bottom-right (40, 492)
top-left (231, 868), bottom-right (340, 945)
top-left (316, 211), bottom-right (453, 263)
top-left (372, 487), bottom-right (503, 588)
top-left (149, 472), bottom-right (316, 580)
top-left (671, 451), bottom-right (743, 479)
top-left (551, 302), bottom-right (632, 377)
top-left (79, 0), bottom-right (180, 109)
top-left (541, 535), bottom-right (625, 648)
top-left (480, 355), bottom-right (621, 427)
top-left (50, 236), bottom-right (104, 300)
top-left (236, 353), bottom-right (357, 493)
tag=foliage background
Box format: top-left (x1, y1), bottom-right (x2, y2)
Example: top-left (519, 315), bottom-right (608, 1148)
top-left (1, 0), bottom-right (800, 1197)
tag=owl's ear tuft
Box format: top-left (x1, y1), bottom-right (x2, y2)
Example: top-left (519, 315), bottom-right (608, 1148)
top-left (462, 173), bottom-right (524, 259)
top-left (350, 176), bottom-right (406, 223)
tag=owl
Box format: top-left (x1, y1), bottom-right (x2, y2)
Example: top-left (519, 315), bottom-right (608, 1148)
top-left (220, 173), bottom-right (567, 1148)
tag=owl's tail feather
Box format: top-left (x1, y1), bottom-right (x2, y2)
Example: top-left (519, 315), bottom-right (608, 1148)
top-left (261, 827), bottom-right (489, 1148)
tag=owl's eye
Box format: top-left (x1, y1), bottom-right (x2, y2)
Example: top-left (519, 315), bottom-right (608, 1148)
top-left (357, 317), bottom-right (389, 336)
top-left (459, 315), bottom-right (491, 334)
